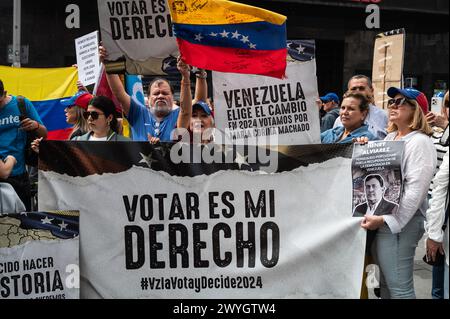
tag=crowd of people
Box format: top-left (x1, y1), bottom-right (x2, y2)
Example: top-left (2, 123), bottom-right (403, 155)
top-left (0, 48), bottom-right (449, 299)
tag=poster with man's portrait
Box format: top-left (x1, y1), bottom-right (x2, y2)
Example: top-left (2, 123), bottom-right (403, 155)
top-left (351, 141), bottom-right (404, 217)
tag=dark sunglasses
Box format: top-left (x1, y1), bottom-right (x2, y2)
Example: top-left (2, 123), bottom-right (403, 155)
top-left (350, 86), bottom-right (367, 91)
top-left (387, 97), bottom-right (414, 108)
top-left (82, 111), bottom-right (104, 120)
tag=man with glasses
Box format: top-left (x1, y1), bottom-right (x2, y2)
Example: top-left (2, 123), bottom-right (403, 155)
top-left (334, 75), bottom-right (388, 139)
top-left (0, 79), bottom-right (47, 211)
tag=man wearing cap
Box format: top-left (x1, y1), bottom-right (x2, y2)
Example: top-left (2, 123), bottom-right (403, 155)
top-left (334, 75), bottom-right (388, 139)
top-left (318, 92), bottom-right (340, 132)
top-left (0, 79), bottom-right (48, 211)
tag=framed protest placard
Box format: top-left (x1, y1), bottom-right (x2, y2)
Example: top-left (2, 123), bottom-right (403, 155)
top-left (75, 31), bottom-right (100, 86)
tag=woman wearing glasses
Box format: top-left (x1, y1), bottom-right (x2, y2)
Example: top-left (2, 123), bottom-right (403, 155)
top-left (72, 96), bottom-right (129, 141)
top-left (31, 90), bottom-right (93, 152)
top-left (359, 87), bottom-right (436, 299)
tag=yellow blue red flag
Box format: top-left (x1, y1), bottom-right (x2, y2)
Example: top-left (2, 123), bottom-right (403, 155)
top-left (168, 0), bottom-right (287, 78)
top-left (0, 66), bottom-right (78, 140)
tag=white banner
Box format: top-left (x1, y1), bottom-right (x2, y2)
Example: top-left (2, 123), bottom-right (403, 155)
top-left (38, 142), bottom-right (365, 299)
top-left (75, 31), bottom-right (100, 86)
top-left (98, 0), bottom-right (178, 74)
top-left (212, 61), bottom-right (321, 145)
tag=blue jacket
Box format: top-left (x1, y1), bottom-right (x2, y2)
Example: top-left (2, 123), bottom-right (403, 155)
top-left (321, 124), bottom-right (377, 144)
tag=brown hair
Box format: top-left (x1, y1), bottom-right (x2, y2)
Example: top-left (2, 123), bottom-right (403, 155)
top-left (387, 98), bottom-right (433, 136)
top-left (342, 91), bottom-right (370, 112)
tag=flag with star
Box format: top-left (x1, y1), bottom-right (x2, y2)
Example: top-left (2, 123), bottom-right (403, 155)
top-left (11, 211), bottom-right (79, 239)
top-left (168, 0), bottom-right (287, 79)
top-left (287, 40), bottom-right (316, 62)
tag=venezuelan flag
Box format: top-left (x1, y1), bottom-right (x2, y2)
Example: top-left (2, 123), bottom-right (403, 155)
top-left (168, 0), bottom-right (287, 79)
top-left (0, 66), bottom-right (78, 140)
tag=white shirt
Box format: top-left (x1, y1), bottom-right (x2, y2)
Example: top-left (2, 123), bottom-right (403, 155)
top-left (383, 131), bottom-right (437, 234)
top-left (334, 104), bottom-right (388, 140)
top-left (366, 199), bottom-right (382, 216)
top-left (425, 150), bottom-right (449, 266)
top-left (89, 136), bottom-right (108, 141)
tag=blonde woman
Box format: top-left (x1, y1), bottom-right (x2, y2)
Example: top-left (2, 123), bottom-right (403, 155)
top-left (359, 87), bottom-right (436, 298)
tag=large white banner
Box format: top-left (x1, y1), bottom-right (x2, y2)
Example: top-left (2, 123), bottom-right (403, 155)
top-left (98, 0), bottom-right (178, 74)
top-left (212, 61), bottom-right (321, 145)
top-left (38, 142), bottom-right (365, 299)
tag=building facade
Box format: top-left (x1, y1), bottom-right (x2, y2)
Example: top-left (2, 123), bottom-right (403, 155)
top-left (0, 0), bottom-right (448, 101)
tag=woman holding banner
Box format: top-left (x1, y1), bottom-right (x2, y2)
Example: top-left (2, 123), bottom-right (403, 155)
top-left (321, 92), bottom-right (376, 144)
top-left (359, 87), bottom-right (436, 299)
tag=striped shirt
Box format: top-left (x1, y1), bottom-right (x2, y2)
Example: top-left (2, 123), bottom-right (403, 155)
top-left (429, 127), bottom-right (449, 196)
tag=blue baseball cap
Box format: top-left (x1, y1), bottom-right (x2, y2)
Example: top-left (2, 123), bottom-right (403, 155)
top-left (387, 87), bottom-right (429, 114)
top-left (193, 100), bottom-right (213, 117)
top-left (320, 93), bottom-right (340, 104)
top-left (61, 91), bottom-right (93, 109)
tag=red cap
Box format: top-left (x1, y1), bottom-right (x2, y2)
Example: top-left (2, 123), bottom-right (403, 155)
top-left (74, 93), bottom-right (93, 110)
top-left (415, 92), bottom-right (429, 115)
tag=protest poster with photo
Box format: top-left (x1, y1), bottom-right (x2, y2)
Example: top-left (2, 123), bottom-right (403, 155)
top-left (351, 141), bottom-right (405, 217)
top-left (75, 31), bottom-right (100, 86)
top-left (212, 60), bottom-right (321, 145)
top-left (0, 211), bottom-right (80, 299)
top-left (38, 141), bottom-right (365, 299)
top-left (97, 0), bottom-right (178, 75)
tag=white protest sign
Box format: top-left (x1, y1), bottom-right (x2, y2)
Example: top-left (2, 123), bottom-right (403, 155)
top-left (75, 31), bottom-right (100, 86)
top-left (97, 0), bottom-right (178, 74)
top-left (212, 61), bottom-right (321, 145)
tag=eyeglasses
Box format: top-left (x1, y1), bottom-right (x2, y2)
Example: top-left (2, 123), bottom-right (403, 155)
top-left (387, 97), bottom-right (414, 108)
top-left (350, 86), bottom-right (367, 91)
top-left (82, 111), bottom-right (104, 120)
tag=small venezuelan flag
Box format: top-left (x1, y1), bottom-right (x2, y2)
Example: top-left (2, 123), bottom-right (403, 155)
top-left (168, 0), bottom-right (287, 79)
top-left (0, 66), bottom-right (78, 140)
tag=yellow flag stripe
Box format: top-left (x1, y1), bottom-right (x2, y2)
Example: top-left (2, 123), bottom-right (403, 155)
top-left (0, 66), bottom-right (78, 101)
top-left (169, 0), bottom-right (286, 26)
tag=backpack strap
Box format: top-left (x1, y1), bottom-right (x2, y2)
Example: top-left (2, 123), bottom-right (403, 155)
top-left (16, 95), bottom-right (28, 118)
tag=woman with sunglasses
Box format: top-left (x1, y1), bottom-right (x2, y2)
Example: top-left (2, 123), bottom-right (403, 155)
top-left (359, 87), bottom-right (436, 299)
top-left (63, 91), bottom-right (92, 140)
top-left (31, 91), bottom-right (92, 153)
top-left (72, 96), bottom-right (129, 141)
top-left (321, 92), bottom-right (376, 144)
